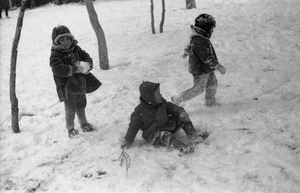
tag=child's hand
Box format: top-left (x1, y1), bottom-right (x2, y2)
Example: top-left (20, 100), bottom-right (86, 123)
top-left (182, 44), bottom-right (192, 59)
top-left (216, 64), bottom-right (226, 75)
top-left (120, 139), bottom-right (131, 149)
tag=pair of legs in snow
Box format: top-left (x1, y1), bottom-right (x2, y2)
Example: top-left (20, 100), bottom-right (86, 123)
top-left (151, 116), bottom-right (209, 153)
top-left (172, 72), bottom-right (219, 107)
top-left (0, 8), bottom-right (10, 19)
top-left (64, 94), bottom-right (94, 138)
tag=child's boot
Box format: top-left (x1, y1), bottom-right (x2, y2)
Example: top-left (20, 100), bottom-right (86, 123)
top-left (189, 131), bottom-right (209, 144)
top-left (205, 102), bottom-right (221, 107)
top-left (199, 131), bottom-right (209, 140)
top-left (179, 145), bottom-right (194, 154)
top-left (68, 128), bottom-right (79, 138)
top-left (81, 123), bottom-right (95, 132)
top-left (205, 97), bottom-right (221, 107)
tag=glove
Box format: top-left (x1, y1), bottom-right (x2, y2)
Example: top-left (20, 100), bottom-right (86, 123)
top-left (182, 44), bottom-right (191, 59)
top-left (120, 139), bottom-right (131, 149)
top-left (179, 111), bottom-right (190, 122)
top-left (216, 64), bottom-right (226, 75)
top-left (75, 61), bottom-right (91, 74)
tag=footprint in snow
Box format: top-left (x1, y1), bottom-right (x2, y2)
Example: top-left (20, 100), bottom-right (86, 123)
top-left (81, 170), bottom-right (107, 179)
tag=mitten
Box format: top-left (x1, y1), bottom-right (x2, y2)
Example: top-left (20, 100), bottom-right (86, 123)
top-left (182, 44), bottom-right (192, 59)
top-left (216, 64), bottom-right (226, 75)
top-left (120, 139), bottom-right (131, 149)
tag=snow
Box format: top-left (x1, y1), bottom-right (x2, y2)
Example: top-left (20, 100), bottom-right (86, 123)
top-left (1, 0), bottom-right (300, 192)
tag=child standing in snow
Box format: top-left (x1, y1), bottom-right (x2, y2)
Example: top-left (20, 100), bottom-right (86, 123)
top-left (50, 25), bottom-right (100, 138)
top-left (0, 0), bottom-right (10, 19)
top-left (172, 14), bottom-right (226, 107)
top-left (121, 81), bottom-right (209, 154)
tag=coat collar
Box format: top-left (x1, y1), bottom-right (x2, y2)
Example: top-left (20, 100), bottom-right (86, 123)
top-left (51, 39), bottom-right (78, 53)
top-left (190, 25), bottom-right (211, 40)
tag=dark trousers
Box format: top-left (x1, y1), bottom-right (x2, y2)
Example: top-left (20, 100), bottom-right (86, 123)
top-left (0, 8), bottom-right (9, 18)
top-left (64, 94), bottom-right (87, 130)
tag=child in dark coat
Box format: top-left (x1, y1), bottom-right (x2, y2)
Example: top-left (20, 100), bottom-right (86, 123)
top-left (49, 25), bottom-right (96, 138)
top-left (0, 0), bottom-right (10, 19)
top-left (121, 81), bottom-right (208, 153)
top-left (172, 14), bottom-right (226, 107)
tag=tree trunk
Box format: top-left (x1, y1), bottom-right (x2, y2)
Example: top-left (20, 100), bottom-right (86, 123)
top-left (186, 0), bottom-right (196, 9)
top-left (10, 0), bottom-right (27, 133)
top-left (84, 0), bottom-right (109, 70)
top-left (159, 0), bottom-right (165, 33)
top-left (10, 0), bottom-right (17, 7)
top-left (150, 0), bottom-right (155, 34)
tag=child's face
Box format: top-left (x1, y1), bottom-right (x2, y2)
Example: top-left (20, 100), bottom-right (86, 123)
top-left (58, 36), bottom-right (72, 49)
top-left (154, 88), bottom-right (162, 104)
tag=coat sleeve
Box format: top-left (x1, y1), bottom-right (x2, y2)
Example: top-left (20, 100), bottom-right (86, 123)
top-left (164, 98), bottom-right (185, 117)
top-left (125, 107), bottom-right (143, 143)
top-left (77, 46), bottom-right (93, 70)
top-left (192, 38), bottom-right (219, 68)
top-left (50, 52), bottom-right (73, 77)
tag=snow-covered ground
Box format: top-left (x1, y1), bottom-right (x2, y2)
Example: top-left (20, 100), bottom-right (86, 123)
top-left (1, 0), bottom-right (300, 192)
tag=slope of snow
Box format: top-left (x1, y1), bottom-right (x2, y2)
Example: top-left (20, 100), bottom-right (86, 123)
top-left (0, 0), bottom-right (300, 192)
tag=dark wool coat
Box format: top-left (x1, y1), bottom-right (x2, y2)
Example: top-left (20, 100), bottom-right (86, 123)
top-left (188, 28), bottom-right (220, 75)
top-left (49, 44), bottom-right (93, 102)
top-left (125, 97), bottom-right (184, 143)
top-left (0, 0), bottom-right (10, 9)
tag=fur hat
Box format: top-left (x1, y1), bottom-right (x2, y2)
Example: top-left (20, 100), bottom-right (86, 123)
top-left (51, 25), bottom-right (74, 45)
top-left (139, 81), bottom-right (160, 106)
top-left (194, 14), bottom-right (216, 32)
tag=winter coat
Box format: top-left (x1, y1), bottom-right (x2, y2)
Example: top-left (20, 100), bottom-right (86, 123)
top-left (49, 42), bottom-right (93, 102)
top-left (188, 26), bottom-right (220, 75)
top-left (0, 0), bottom-right (10, 9)
top-left (125, 82), bottom-right (185, 143)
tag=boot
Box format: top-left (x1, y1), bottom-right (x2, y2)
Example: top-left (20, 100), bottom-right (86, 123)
top-left (199, 131), bottom-right (209, 140)
top-left (68, 128), bottom-right (79, 138)
top-left (81, 123), bottom-right (95, 132)
top-left (179, 145), bottom-right (194, 154)
top-left (205, 102), bottom-right (221, 107)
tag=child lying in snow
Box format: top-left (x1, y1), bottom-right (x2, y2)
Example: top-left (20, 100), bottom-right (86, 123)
top-left (121, 81), bottom-right (209, 153)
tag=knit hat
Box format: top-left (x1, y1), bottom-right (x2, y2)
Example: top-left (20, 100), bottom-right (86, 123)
top-left (194, 14), bottom-right (216, 33)
top-left (139, 81), bottom-right (160, 106)
top-left (51, 25), bottom-right (74, 45)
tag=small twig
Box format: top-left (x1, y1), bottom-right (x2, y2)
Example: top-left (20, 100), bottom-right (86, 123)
top-left (118, 148), bottom-right (130, 177)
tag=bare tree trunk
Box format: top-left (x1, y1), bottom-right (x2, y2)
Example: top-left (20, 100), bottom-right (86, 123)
top-left (84, 0), bottom-right (109, 70)
top-left (150, 0), bottom-right (155, 34)
top-left (10, 0), bottom-right (27, 133)
top-left (10, 0), bottom-right (17, 7)
top-left (159, 0), bottom-right (165, 33)
top-left (186, 0), bottom-right (196, 9)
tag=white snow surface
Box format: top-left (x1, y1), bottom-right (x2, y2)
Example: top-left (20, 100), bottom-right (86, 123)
top-left (1, 0), bottom-right (300, 192)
